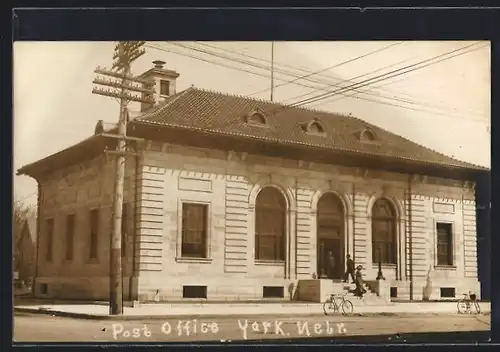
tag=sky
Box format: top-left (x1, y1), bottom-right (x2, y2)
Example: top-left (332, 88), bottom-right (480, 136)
top-left (13, 41), bottom-right (491, 205)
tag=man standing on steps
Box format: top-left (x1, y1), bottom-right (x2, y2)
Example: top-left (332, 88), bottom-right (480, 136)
top-left (343, 254), bottom-right (355, 283)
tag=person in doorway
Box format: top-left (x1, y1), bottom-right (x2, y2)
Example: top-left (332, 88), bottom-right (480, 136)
top-left (328, 251), bottom-right (336, 278)
top-left (354, 265), bottom-right (367, 298)
top-left (343, 254), bottom-right (355, 283)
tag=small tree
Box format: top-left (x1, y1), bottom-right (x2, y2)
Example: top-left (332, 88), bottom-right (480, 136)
top-left (13, 201), bottom-right (36, 272)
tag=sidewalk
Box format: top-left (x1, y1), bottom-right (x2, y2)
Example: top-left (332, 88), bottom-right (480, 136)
top-left (14, 301), bottom-right (491, 320)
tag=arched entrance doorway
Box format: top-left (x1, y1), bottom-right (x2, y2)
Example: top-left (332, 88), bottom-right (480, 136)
top-left (317, 193), bottom-right (345, 280)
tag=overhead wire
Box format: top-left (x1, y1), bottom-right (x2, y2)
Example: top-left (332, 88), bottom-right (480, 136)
top-left (190, 41), bottom-right (487, 117)
top-left (146, 41), bottom-right (488, 121)
top-left (17, 42), bottom-right (489, 204)
top-left (247, 41), bottom-right (405, 97)
top-left (309, 73), bottom-right (488, 120)
top-left (194, 41), bottom-right (446, 102)
top-left (163, 42), bottom-right (482, 117)
top-left (279, 57), bottom-right (415, 104)
top-left (284, 41), bottom-right (486, 109)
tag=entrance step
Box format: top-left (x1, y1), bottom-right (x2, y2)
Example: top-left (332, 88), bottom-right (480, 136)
top-left (296, 279), bottom-right (390, 305)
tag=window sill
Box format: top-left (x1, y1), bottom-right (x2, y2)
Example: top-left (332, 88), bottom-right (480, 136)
top-left (87, 258), bottom-right (100, 265)
top-left (255, 260), bottom-right (286, 266)
top-left (434, 265), bottom-right (457, 271)
top-left (175, 257), bottom-right (212, 264)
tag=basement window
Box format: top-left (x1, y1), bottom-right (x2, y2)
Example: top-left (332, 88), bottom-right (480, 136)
top-left (40, 283), bottom-right (48, 295)
top-left (263, 286), bottom-right (284, 298)
top-left (182, 285), bottom-right (207, 299)
top-left (390, 287), bottom-right (398, 298)
top-left (440, 287), bottom-right (456, 298)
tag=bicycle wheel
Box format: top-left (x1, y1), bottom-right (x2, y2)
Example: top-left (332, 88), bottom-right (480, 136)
top-left (323, 299), bottom-right (337, 316)
top-left (474, 301), bottom-right (481, 314)
top-left (341, 300), bottom-right (354, 315)
top-left (457, 299), bottom-right (469, 314)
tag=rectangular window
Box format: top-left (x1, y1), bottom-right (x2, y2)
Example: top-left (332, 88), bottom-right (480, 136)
top-left (436, 222), bottom-right (453, 266)
top-left (45, 218), bottom-right (54, 262)
top-left (65, 214), bottom-right (75, 260)
top-left (121, 203), bottom-right (128, 257)
top-left (89, 209), bottom-right (100, 259)
top-left (181, 203), bottom-right (208, 258)
top-left (160, 80), bottom-right (170, 96)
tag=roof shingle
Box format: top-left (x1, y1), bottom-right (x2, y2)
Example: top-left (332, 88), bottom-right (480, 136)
top-left (137, 87), bottom-right (487, 171)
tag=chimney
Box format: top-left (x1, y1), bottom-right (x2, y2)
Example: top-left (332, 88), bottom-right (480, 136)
top-left (139, 60), bottom-right (180, 112)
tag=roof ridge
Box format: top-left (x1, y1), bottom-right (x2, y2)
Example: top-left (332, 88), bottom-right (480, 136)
top-left (191, 86), bottom-right (284, 108)
top-left (190, 87), bottom-right (364, 121)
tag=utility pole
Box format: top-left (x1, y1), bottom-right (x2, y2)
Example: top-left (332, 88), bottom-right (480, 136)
top-left (92, 41), bottom-right (155, 315)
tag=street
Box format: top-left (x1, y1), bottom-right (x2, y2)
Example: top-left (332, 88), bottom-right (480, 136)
top-left (14, 312), bottom-right (490, 343)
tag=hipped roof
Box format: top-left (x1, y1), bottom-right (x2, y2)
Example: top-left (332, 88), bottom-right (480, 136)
top-left (17, 87), bottom-right (489, 179)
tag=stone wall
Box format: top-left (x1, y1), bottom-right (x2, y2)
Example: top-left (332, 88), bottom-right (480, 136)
top-left (34, 154), bottom-right (139, 300)
top-left (134, 142), bottom-right (480, 301)
top-left (32, 140), bottom-right (480, 301)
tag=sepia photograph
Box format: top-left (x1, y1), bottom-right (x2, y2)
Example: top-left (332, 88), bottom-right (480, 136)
top-left (13, 40), bottom-right (491, 344)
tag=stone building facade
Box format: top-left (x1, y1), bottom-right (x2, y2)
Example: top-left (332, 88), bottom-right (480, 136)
top-left (18, 63), bottom-right (487, 302)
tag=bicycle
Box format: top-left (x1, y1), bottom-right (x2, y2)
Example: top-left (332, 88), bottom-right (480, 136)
top-left (457, 292), bottom-right (481, 314)
top-left (323, 291), bottom-right (354, 316)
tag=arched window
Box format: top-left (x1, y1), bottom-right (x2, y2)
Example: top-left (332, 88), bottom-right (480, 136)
top-left (317, 193), bottom-right (343, 231)
top-left (255, 187), bottom-right (286, 261)
top-left (371, 198), bottom-right (397, 264)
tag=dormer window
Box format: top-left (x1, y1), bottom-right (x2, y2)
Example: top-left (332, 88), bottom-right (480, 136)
top-left (355, 128), bottom-right (379, 142)
top-left (302, 118), bottom-right (327, 136)
top-left (249, 113), bottom-right (266, 124)
top-left (244, 109), bottom-right (268, 126)
top-left (309, 121), bottom-right (324, 134)
top-left (361, 129), bottom-right (376, 141)
top-left (160, 80), bottom-right (170, 96)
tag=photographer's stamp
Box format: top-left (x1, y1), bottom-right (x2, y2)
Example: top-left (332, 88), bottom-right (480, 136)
top-left (110, 320), bottom-right (348, 340)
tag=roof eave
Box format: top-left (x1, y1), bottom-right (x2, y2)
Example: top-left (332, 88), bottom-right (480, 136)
top-left (16, 134), bottom-right (112, 179)
top-left (132, 120), bottom-right (487, 178)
